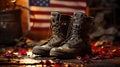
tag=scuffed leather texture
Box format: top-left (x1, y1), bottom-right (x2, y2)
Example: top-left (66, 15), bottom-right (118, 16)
top-left (32, 11), bottom-right (71, 56)
top-left (50, 12), bottom-right (93, 59)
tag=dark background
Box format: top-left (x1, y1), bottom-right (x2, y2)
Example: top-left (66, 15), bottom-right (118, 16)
top-left (87, 0), bottom-right (120, 27)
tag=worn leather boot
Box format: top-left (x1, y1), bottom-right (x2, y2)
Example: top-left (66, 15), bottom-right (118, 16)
top-left (50, 12), bottom-right (93, 58)
top-left (32, 11), bottom-right (71, 56)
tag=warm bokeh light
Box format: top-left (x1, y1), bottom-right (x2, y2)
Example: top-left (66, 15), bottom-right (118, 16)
top-left (10, 0), bottom-right (16, 3)
top-left (30, 22), bottom-right (34, 27)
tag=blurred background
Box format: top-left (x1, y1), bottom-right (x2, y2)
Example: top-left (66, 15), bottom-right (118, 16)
top-left (0, 0), bottom-right (120, 45)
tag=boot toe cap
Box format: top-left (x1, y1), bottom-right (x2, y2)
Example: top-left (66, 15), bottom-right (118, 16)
top-left (32, 46), bottom-right (41, 54)
top-left (50, 48), bottom-right (59, 56)
top-left (32, 46), bottom-right (50, 56)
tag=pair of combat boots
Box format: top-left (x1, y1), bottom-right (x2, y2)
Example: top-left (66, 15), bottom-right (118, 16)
top-left (32, 11), bottom-right (93, 59)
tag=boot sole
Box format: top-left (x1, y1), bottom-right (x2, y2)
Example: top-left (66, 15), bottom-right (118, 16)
top-left (50, 51), bottom-right (76, 59)
top-left (33, 49), bottom-right (50, 56)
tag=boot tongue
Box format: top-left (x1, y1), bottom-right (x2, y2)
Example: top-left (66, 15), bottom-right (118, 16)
top-left (72, 25), bottom-right (80, 36)
top-left (71, 12), bottom-right (85, 36)
top-left (51, 11), bottom-right (61, 34)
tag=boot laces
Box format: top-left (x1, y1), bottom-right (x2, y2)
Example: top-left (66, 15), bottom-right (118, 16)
top-left (47, 13), bottom-right (62, 46)
top-left (60, 13), bottom-right (85, 45)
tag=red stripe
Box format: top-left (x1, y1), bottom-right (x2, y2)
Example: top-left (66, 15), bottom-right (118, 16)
top-left (31, 27), bottom-right (49, 30)
top-left (50, 3), bottom-right (86, 10)
top-left (30, 19), bottom-right (50, 23)
top-left (31, 11), bottom-right (73, 16)
top-left (30, 11), bottom-right (50, 15)
top-left (61, 12), bottom-right (73, 16)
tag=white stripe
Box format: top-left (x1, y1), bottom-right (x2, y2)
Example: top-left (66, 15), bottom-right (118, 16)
top-left (32, 23), bottom-right (50, 28)
top-left (51, 0), bottom-right (86, 7)
top-left (30, 14), bottom-right (50, 20)
top-left (30, 6), bottom-right (85, 13)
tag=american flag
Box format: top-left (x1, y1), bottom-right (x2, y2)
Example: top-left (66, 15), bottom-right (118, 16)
top-left (29, 0), bottom-right (87, 30)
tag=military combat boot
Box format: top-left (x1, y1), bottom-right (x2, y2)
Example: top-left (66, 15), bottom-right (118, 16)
top-left (32, 11), bottom-right (71, 56)
top-left (50, 12), bottom-right (93, 59)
